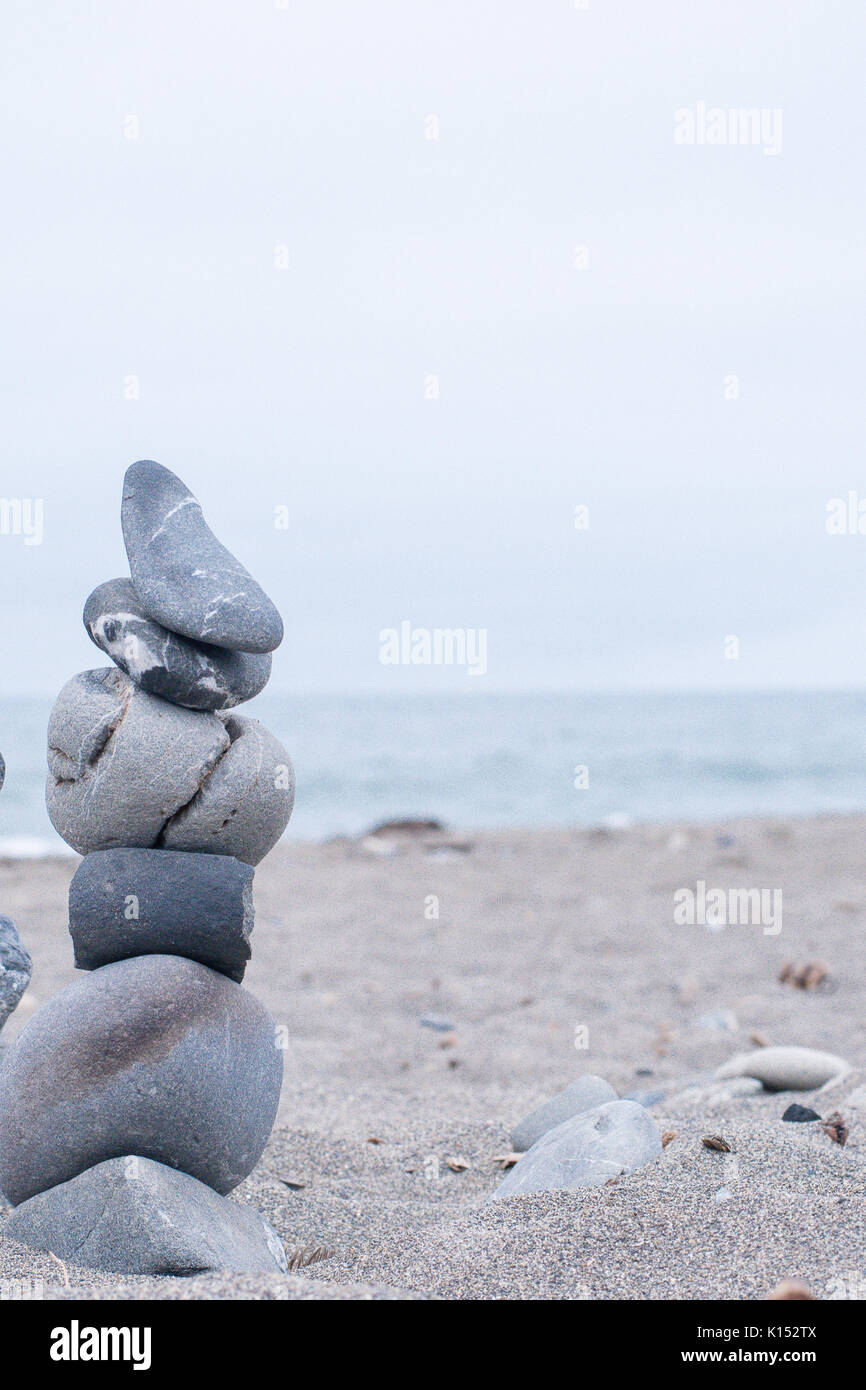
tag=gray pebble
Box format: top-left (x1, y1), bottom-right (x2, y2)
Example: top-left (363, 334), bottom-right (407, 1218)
top-left (45, 670), bottom-right (293, 865)
top-left (69, 848), bottom-right (254, 982)
top-left (493, 1099), bottom-right (661, 1198)
top-left (121, 460), bottom-right (283, 653)
top-left (0, 916), bottom-right (31, 1034)
top-left (0, 954), bottom-right (282, 1206)
top-left (419, 1014), bottom-right (455, 1032)
top-left (511, 1075), bottom-right (618, 1151)
top-left (715, 1045), bottom-right (852, 1092)
top-left (5, 1156), bottom-right (287, 1276)
top-left (84, 578), bottom-right (272, 711)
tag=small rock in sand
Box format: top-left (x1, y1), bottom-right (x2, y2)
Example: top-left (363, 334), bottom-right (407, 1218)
top-left (715, 1045), bottom-right (851, 1092)
top-left (666, 1077), bottom-right (762, 1111)
top-left (419, 1014), bottom-right (455, 1032)
top-left (511, 1075), bottom-right (618, 1151)
top-left (781, 1103), bottom-right (821, 1123)
top-left (493, 1099), bottom-right (661, 1198)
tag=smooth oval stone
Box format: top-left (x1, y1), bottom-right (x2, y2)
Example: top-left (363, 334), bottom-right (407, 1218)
top-left (46, 668), bottom-right (230, 855)
top-left (84, 578), bottom-right (272, 711)
top-left (715, 1046), bottom-right (852, 1092)
top-left (69, 848), bottom-right (254, 982)
top-left (160, 713), bottom-right (294, 866)
top-left (511, 1075), bottom-right (619, 1151)
top-left (0, 954), bottom-right (282, 1205)
top-left (121, 460), bottom-right (283, 653)
top-left (6, 1156), bottom-right (287, 1276)
top-left (492, 1100), bottom-right (662, 1199)
top-left (0, 915), bottom-right (32, 1034)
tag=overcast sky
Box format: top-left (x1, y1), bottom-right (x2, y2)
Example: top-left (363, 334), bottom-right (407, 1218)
top-left (1, 0), bottom-right (864, 695)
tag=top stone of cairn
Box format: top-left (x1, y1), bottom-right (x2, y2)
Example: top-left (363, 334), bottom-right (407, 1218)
top-left (121, 460), bottom-right (283, 654)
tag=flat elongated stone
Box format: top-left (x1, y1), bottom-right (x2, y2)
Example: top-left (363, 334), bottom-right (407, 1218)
top-left (6, 1157), bottom-right (288, 1276)
top-left (160, 713), bottom-right (294, 865)
top-left (46, 668), bottom-right (230, 855)
top-left (715, 1046), bottom-right (852, 1092)
top-left (84, 578), bottom-right (272, 711)
top-left (0, 916), bottom-right (31, 1033)
top-left (121, 460), bottom-right (283, 653)
top-left (492, 1100), bottom-right (662, 1198)
top-left (68, 848), bottom-right (254, 981)
top-left (511, 1076), bottom-right (618, 1151)
top-left (0, 955), bottom-right (282, 1205)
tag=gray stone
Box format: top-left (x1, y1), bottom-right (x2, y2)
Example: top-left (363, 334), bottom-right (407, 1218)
top-left (715, 1045), bottom-right (852, 1092)
top-left (493, 1099), bottom-right (661, 1198)
top-left (0, 916), bottom-right (31, 1034)
top-left (45, 669), bottom-right (293, 865)
top-left (511, 1075), bottom-right (618, 1151)
top-left (159, 713), bottom-right (294, 865)
top-left (666, 1077), bottom-right (763, 1111)
top-left (0, 954), bottom-right (282, 1206)
top-left (46, 668), bottom-right (229, 854)
top-left (5, 1156), bottom-right (288, 1276)
top-left (69, 848), bottom-right (254, 982)
top-left (84, 578), bottom-right (272, 711)
top-left (0, 751), bottom-right (4, 792)
top-left (121, 460), bottom-right (283, 653)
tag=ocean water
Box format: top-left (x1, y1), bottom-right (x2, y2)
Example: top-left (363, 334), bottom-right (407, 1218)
top-left (4, 690), bottom-right (866, 854)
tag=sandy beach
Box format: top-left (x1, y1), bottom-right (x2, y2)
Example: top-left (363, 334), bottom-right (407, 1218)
top-left (2, 813), bottom-right (865, 1301)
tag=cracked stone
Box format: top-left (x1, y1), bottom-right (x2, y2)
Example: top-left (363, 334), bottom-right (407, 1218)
top-left (159, 713), bottom-right (294, 865)
top-left (5, 1155), bottom-right (288, 1275)
top-left (0, 954), bottom-right (283, 1206)
top-left (0, 916), bottom-right (31, 1034)
top-left (84, 577), bottom-right (272, 711)
top-left (45, 669), bottom-right (292, 864)
top-left (46, 668), bottom-right (230, 855)
top-left (68, 848), bottom-right (255, 982)
top-left (121, 459), bottom-right (283, 653)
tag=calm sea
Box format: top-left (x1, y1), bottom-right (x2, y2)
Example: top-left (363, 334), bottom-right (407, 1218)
top-left (4, 690), bottom-right (866, 854)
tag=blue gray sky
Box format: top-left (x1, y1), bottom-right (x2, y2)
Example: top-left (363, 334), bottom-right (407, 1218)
top-left (2, 0), bottom-right (864, 694)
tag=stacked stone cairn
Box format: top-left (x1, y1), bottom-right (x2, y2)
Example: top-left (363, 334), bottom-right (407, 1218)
top-left (0, 460), bottom-right (295, 1276)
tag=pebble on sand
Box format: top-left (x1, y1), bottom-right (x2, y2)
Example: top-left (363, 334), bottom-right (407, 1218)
top-left (493, 1099), bottom-right (662, 1198)
top-left (715, 1045), bottom-right (852, 1092)
top-left (511, 1075), bottom-right (618, 1152)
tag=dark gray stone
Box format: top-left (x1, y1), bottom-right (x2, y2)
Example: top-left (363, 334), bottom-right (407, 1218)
top-left (5, 1156), bottom-right (288, 1275)
top-left (0, 751), bottom-right (4, 792)
top-left (782, 1103), bottom-right (821, 1123)
top-left (45, 670), bottom-right (292, 864)
top-left (69, 848), bottom-right (254, 982)
top-left (493, 1100), bottom-right (662, 1198)
top-left (84, 578), bottom-right (272, 711)
top-left (159, 713), bottom-right (294, 865)
top-left (0, 916), bottom-right (31, 1034)
top-left (511, 1075), bottom-right (618, 1151)
top-left (0, 954), bottom-right (282, 1206)
top-left (121, 460), bottom-right (283, 653)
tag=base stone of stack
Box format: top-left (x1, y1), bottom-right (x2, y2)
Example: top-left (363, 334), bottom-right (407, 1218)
top-left (5, 1156), bottom-right (288, 1276)
top-left (0, 954), bottom-right (282, 1206)
top-left (69, 847), bottom-right (254, 981)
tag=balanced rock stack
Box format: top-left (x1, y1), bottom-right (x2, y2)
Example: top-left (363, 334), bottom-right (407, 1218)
top-left (0, 461), bottom-right (294, 1276)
